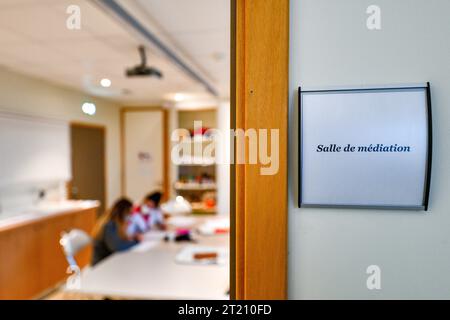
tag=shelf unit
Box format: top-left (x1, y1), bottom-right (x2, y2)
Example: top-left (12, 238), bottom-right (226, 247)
top-left (175, 109), bottom-right (217, 214)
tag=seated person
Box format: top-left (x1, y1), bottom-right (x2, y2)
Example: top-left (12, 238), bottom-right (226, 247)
top-left (92, 198), bottom-right (142, 266)
top-left (127, 191), bottom-right (166, 236)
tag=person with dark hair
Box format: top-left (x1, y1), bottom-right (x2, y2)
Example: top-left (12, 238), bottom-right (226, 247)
top-left (127, 191), bottom-right (166, 236)
top-left (91, 198), bottom-right (142, 266)
top-left (146, 192), bottom-right (162, 207)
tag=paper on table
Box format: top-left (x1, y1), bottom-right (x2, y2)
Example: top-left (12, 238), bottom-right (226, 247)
top-left (131, 231), bottom-right (166, 253)
top-left (142, 230), bottom-right (166, 242)
top-left (131, 241), bottom-right (159, 253)
top-left (167, 216), bottom-right (197, 228)
top-left (198, 218), bottom-right (230, 236)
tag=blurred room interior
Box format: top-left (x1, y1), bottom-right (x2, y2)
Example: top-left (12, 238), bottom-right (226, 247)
top-left (0, 0), bottom-right (230, 300)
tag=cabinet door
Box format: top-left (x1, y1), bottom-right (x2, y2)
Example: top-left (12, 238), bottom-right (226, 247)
top-left (71, 209), bottom-right (96, 267)
top-left (0, 224), bottom-right (41, 299)
top-left (38, 215), bottom-right (73, 290)
top-left (0, 208), bottom-right (97, 299)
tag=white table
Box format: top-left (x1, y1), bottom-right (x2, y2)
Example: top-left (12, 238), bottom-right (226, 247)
top-left (67, 217), bottom-right (230, 300)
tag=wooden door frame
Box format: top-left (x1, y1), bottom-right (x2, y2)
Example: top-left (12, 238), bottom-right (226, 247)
top-left (231, 0), bottom-right (289, 300)
top-left (69, 122), bottom-right (108, 212)
top-left (120, 107), bottom-right (170, 201)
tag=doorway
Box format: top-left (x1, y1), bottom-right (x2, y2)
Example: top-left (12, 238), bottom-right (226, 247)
top-left (121, 107), bottom-right (169, 202)
top-left (70, 123), bottom-right (107, 215)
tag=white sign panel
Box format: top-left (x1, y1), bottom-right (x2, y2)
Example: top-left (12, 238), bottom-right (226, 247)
top-left (299, 85), bottom-right (432, 210)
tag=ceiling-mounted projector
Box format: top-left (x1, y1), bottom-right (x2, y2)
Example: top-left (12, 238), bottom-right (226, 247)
top-left (126, 45), bottom-right (163, 78)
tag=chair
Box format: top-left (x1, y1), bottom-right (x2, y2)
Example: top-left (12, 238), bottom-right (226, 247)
top-left (59, 229), bottom-right (92, 269)
top-left (57, 229), bottom-right (106, 299)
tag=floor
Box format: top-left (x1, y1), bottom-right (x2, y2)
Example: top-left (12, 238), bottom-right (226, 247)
top-left (41, 286), bottom-right (102, 300)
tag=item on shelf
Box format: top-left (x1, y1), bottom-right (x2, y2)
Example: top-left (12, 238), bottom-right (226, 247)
top-left (189, 127), bottom-right (209, 137)
top-left (179, 156), bottom-right (215, 166)
top-left (203, 130), bottom-right (216, 139)
top-left (191, 202), bottom-right (216, 215)
top-left (174, 181), bottom-right (217, 191)
top-left (175, 172), bottom-right (216, 190)
top-left (205, 198), bottom-right (216, 209)
top-left (202, 192), bottom-right (217, 209)
top-left (200, 173), bottom-right (214, 183)
top-left (177, 130), bottom-right (191, 141)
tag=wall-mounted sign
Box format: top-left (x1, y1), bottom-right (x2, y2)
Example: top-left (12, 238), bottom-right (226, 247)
top-left (298, 84), bottom-right (432, 210)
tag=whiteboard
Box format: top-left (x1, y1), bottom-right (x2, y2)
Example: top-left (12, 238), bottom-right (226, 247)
top-left (299, 85), bottom-right (431, 210)
top-left (0, 111), bottom-right (71, 187)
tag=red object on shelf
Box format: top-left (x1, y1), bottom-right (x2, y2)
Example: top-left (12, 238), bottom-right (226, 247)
top-left (205, 198), bottom-right (216, 208)
top-left (190, 127), bottom-right (210, 137)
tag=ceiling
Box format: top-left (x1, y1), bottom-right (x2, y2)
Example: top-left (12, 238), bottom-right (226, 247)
top-left (0, 0), bottom-right (230, 106)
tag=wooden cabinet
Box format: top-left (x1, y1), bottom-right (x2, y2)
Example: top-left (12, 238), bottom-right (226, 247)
top-left (0, 207), bottom-right (97, 299)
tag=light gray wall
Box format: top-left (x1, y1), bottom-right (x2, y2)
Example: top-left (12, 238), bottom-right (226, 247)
top-left (289, 0), bottom-right (450, 299)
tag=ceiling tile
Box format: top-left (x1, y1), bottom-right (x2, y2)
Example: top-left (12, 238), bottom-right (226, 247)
top-left (135, 0), bottom-right (229, 33)
top-left (0, 0), bottom-right (230, 103)
top-left (0, 27), bottom-right (32, 45)
top-left (0, 42), bottom-right (75, 66)
top-left (0, 4), bottom-right (94, 42)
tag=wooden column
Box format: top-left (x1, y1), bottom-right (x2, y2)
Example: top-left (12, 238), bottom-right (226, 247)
top-left (231, 0), bottom-right (289, 300)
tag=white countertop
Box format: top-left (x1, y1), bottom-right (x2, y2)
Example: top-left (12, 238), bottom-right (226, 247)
top-left (0, 200), bottom-right (99, 231)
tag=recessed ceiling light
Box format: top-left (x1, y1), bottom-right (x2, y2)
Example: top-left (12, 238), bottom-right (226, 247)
top-left (174, 93), bottom-right (184, 102)
top-left (100, 78), bottom-right (112, 88)
top-left (82, 102), bottom-right (96, 116)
